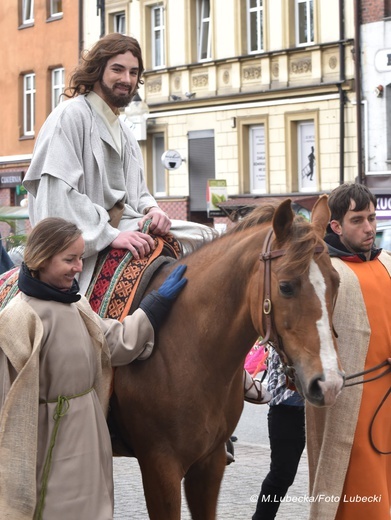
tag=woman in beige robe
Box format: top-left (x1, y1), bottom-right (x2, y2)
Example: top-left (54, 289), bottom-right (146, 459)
top-left (0, 218), bottom-right (187, 520)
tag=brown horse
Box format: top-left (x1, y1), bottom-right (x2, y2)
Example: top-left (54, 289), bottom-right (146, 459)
top-left (109, 195), bottom-right (344, 519)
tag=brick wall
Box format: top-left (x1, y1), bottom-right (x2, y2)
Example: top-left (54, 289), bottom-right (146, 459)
top-left (361, 0), bottom-right (388, 23)
top-left (0, 189), bottom-right (12, 206)
top-left (157, 198), bottom-right (189, 221)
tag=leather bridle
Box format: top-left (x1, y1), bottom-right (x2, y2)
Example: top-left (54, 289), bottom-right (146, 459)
top-left (256, 228), bottom-right (325, 383)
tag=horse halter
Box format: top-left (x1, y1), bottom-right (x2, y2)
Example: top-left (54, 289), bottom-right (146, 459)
top-left (257, 227), bottom-right (324, 382)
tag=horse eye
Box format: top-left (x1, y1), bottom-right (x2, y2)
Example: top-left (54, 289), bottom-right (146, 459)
top-left (279, 282), bottom-right (294, 297)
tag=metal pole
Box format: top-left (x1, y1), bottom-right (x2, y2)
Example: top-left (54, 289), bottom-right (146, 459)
top-left (354, 0), bottom-right (364, 183)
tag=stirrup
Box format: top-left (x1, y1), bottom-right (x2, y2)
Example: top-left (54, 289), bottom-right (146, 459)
top-left (244, 374), bottom-right (271, 405)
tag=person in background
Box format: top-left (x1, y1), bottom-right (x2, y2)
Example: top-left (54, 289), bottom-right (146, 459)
top-left (252, 346), bottom-right (305, 519)
top-left (23, 33), bottom-right (214, 296)
top-left (0, 217), bottom-right (187, 520)
top-left (306, 183), bottom-right (391, 519)
top-left (0, 234), bottom-right (13, 274)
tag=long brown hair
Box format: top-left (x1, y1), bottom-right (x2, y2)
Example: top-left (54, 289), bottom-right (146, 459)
top-left (24, 218), bottom-right (82, 274)
top-left (64, 33), bottom-right (145, 98)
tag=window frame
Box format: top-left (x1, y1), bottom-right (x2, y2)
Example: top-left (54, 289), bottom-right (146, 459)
top-left (197, 0), bottom-right (211, 62)
top-left (114, 11), bottom-right (126, 34)
top-left (23, 72), bottom-right (36, 136)
top-left (152, 133), bottom-right (167, 196)
top-left (285, 111), bottom-right (319, 193)
top-left (22, 0), bottom-right (34, 24)
top-left (151, 5), bottom-right (165, 69)
top-left (49, 0), bottom-right (63, 18)
top-left (51, 67), bottom-right (65, 110)
top-left (237, 115), bottom-right (269, 194)
top-left (295, 0), bottom-right (314, 46)
top-left (247, 0), bottom-right (264, 54)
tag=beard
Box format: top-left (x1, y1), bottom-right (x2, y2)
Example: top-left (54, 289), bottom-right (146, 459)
top-left (99, 79), bottom-right (134, 108)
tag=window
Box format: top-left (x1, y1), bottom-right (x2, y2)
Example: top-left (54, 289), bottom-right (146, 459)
top-left (152, 134), bottom-right (166, 195)
top-left (114, 12), bottom-right (126, 34)
top-left (197, 0), bottom-right (211, 61)
top-left (249, 125), bottom-right (266, 193)
top-left (296, 0), bottom-right (314, 46)
top-left (152, 5), bottom-right (165, 68)
top-left (49, 0), bottom-right (62, 17)
top-left (247, 0), bottom-right (263, 53)
top-left (22, 0), bottom-right (34, 24)
top-left (23, 73), bottom-right (35, 136)
top-left (51, 68), bottom-right (65, 110)
top-left (298, 120), bottom-right (316, 192)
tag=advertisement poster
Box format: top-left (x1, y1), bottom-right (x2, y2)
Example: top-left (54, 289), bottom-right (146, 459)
top-left (207, 179), bottom-right (228, 217)
top-left (299, 121), bottom-right (316, 192)
top-left (250, 125), bottom-right (266, 193)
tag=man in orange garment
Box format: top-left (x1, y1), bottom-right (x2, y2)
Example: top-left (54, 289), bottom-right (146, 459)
top-left (306, 182), bottom-right (391, 520)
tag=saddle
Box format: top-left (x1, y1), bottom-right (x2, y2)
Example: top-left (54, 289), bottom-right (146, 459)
top-left (0, 233), bottom-right (181, 317)
top-left (86, 232), bottom-right (181, 320)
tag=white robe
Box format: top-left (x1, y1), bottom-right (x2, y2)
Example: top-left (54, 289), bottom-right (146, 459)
top-left (24, 95), bottom-right (214, 294)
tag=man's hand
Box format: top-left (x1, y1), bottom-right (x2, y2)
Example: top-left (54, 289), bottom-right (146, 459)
top-left (138, 207), bottom-right (171, 236)
top-left (111, 230), bottom-right (156, 260)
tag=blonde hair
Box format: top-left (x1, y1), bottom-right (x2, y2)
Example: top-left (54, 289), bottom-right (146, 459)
top-left (24, 218), bottom-right (82, 273)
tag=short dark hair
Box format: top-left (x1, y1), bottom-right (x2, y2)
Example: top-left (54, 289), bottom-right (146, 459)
top-left (328, 183), bottom-right (377, 222)
top-left (65, 33), bottom-right (145, 98)
top-left (24, 218), bottom-right (82, 274)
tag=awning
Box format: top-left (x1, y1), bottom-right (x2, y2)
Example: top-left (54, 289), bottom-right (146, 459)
top-left (0, 206), bottom-right (29, 220)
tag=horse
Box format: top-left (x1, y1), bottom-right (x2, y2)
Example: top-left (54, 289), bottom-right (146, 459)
top-left (0, 195), bottom-right (343, 518)
top-left (108, 195), bottom-right (344, 519)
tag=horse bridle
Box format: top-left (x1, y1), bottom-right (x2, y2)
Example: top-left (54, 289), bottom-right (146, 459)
top-left (257, 228), bottom-right (324, 375)
top-left (259, 228), bottom-right (391, 454)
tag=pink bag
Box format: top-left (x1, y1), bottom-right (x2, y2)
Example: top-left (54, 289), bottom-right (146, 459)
top-left (244, 338), bottom-right (268, 377)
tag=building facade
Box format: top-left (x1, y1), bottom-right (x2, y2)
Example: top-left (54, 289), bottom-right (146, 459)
top-left (0, 0), bottom-right (80, 238)
top-left (0, 1), bottom-right (390, 237)
top-left (106, 0), bottom-right (358, 225)
top-left (359, 0), bottom-right (391, 218)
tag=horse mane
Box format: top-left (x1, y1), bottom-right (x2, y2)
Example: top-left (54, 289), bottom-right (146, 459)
top-left (226, 204), bottom-right (325, 276)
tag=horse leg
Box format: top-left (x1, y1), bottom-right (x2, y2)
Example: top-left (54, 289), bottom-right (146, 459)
top-left (184, 443), bottom-right (227, 520)
top-left (138, 454), bottom-right (183, 520)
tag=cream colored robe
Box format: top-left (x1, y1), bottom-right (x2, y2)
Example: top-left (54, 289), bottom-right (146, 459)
top-left (305, 251), bottom-right (391, 520)
top-left (0, 292), bottom-right (154, 520)
top-left (23, 95), bottom-right (214, 294)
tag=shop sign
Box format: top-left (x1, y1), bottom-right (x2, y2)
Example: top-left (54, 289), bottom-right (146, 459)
top-left (376, 195), bottom-right (391, 218)
top-left (0, 172), bottom-right (23, 188)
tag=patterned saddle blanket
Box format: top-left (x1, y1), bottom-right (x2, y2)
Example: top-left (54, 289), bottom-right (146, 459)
top-left (0, 233), bottom-right (181, 319)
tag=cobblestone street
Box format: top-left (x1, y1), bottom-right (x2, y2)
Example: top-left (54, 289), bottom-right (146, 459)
top-left (113, 441), bottom-right (310, 519)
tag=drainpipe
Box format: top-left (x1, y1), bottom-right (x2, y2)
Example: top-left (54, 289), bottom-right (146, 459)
top-left (97, 0), bottom-right (106, 38)
top-left (338, 0), bottom-right (345, 185)
top-left (78, 0), bottom-right (84, 57)
top-left (354, 0), bottom-right (364, 184)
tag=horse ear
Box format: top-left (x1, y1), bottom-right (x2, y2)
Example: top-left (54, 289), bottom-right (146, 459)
top-left (272, 198), bottom-right (294, 243)
top-left (311, 194), bottom-right (330, 238)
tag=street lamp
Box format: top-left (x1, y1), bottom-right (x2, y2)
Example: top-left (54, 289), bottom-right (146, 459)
top-left (123, 93), bottom-right (150, 140)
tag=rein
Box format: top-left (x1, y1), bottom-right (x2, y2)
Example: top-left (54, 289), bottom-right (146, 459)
top-left (345, 359), bottom-right (391, 455)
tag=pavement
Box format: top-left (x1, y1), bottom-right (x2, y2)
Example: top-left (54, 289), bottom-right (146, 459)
top-left (113, 441), bottom-right (310, 519)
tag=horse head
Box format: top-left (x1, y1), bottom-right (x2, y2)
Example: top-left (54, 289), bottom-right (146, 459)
top-left (254, 195), bottom-right (344, 407)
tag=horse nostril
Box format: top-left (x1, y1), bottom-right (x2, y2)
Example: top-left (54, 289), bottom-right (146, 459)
top-left (308, 375), bottom-right (325, 404)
